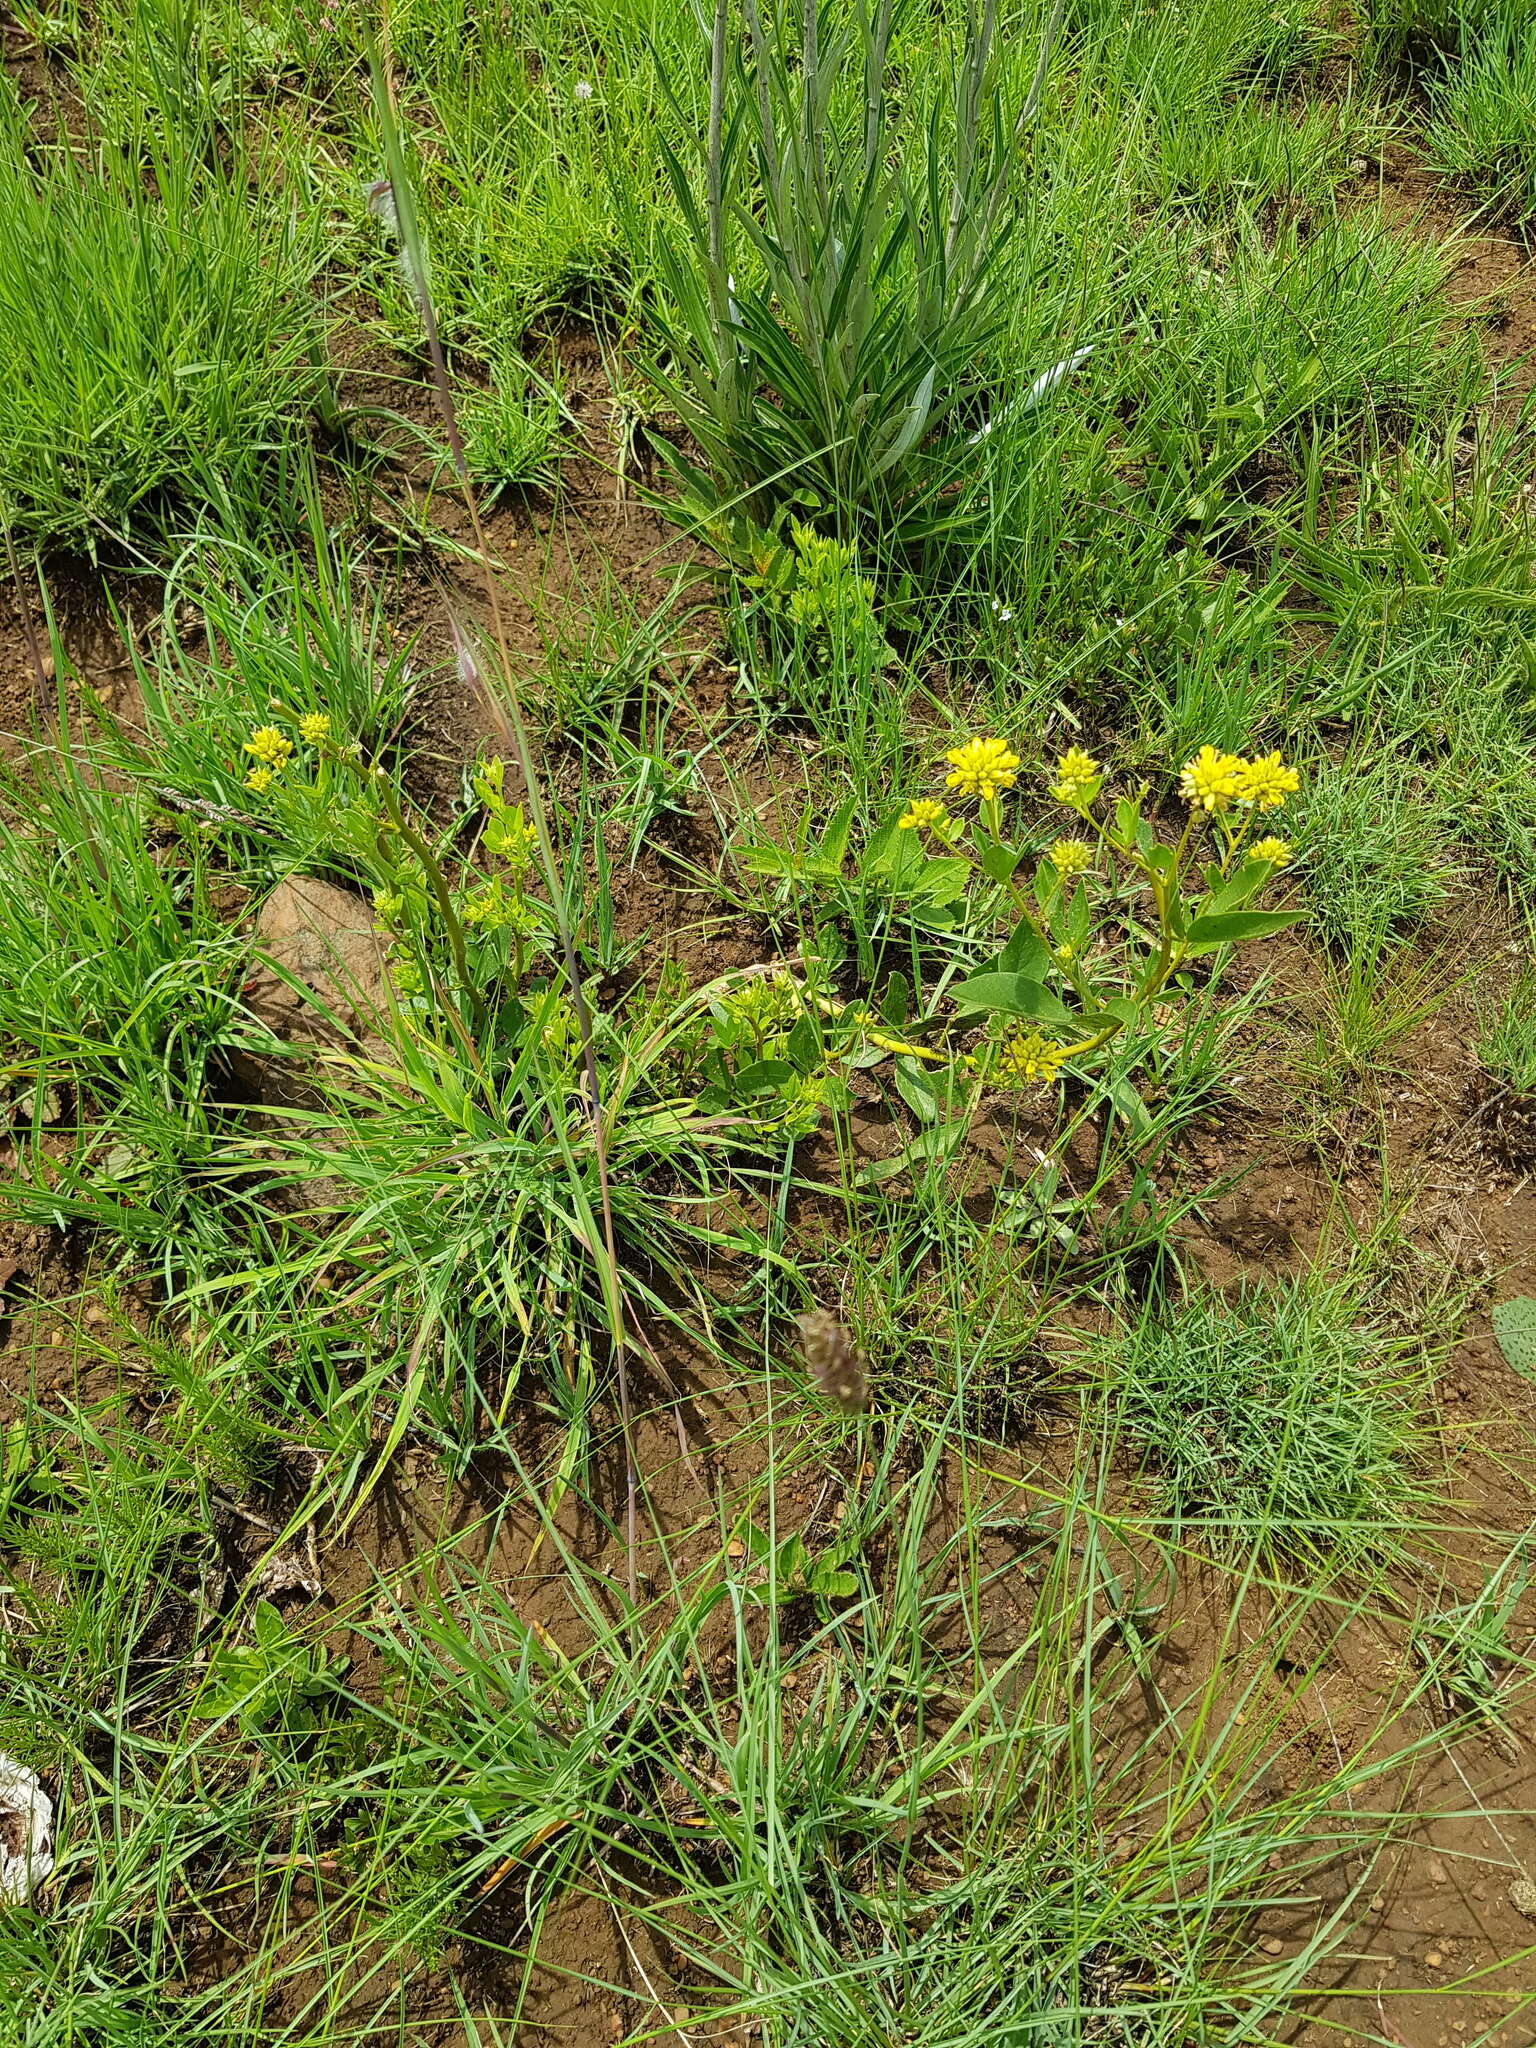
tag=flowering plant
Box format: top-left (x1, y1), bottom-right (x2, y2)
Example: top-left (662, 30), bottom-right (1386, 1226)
top-left (886, 736), bottom-right (1302, 1090)
top-left (236, 718), bottom-right (553, 1034)
top-left (733, 736), bottom-right (1304, 1144)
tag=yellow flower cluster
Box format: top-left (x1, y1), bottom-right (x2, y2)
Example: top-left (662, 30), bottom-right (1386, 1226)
top-left (1049, 837), bottom-right (1092, 876)
top-left (997, 1030), bottom-right (1067, 1086)
top-left (1237, 751), bottom-right (1300, 810)
top-left (241, 713), bottom-right (334, 793)
top-left (1179, 745), bottom-right (1299, 815)
top-left (944, 737), bottom-right (1021, 803)
top-left (1252, 836), bottom-right (1292, 867)
top-left (1048, 748), bottom-right (1101, 804)
top-left (898, 797), bottom-right (952, 834)
top-left (486, 805), bottom-right (537, 874)
top-left (242, 726), bottom-right (292, 790)
top-left (1178, 745), bottom-right (1243, 813)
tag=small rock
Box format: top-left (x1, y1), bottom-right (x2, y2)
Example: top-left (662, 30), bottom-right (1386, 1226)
top-left (232, 876), bottom-right (390, 1110)
top-left (1427, 1857), bottom-right (1449, 1885)
top-left (1425, 1950), bottom-right (1444, 1969)
top-left (1508, 1874), bottom-right (1536, 1919)
top-left (1369, 1894), bottom-right (1386, 1912)
top-left (1260, 1937), bottom-right (1284, 1956)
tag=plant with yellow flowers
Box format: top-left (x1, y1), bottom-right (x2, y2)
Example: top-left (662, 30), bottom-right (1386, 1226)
top-left (879, 734), bottom-right (1301, 1094)
top-left (735, 730), bottom-right (1302, 1141)
top-left (235, 716), bottom-right (554, 1033)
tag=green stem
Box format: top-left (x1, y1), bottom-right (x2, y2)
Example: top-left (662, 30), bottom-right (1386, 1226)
top-left (375, 774), bottom-right (488, 1041)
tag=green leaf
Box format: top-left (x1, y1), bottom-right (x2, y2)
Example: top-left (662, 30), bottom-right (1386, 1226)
top-left (872, 362), bottom-right (939, 477)
top-left (879, 970), bottom-right (911, 1029)
top-left (817, 795), bottom-right (858, 870)
top-left (1184, 908), bottom-right (1305, 951)
top-left (785, 1015), bottom-right (822, 1073)
top-left (732, 1059), bottom-right (797, 1096)
top-left (975, 831), bottom-right (1022, 883)
top-left (252, 1601), bottom-right (288, 1651)
top-left (810, 1566), bottom-right (859, 1600)
top-left (911, 857), bottom-right (970, 906)
top-left (1493, 1297), bottom-right (1536, 1381)
top-left (738, 844), bottom-right (797, 877)
top-left (997, 921), bottom-right (1053, 980)
top-left (951, 972), bottom-right (1072, 1023)
top-left (1105, 1073), bottom-right (1149, 1135)
top-left (892, 1054), bottom-right (942, 1124)
top-left (866, 825), bottom-right (967, 903)
top-left (1204, 857), bottom-right (1271, 917)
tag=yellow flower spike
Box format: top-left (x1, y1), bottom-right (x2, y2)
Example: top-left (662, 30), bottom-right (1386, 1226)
top-left (943, 736), bottom-right (1022, 803)
top-left (244, 766), bottom-right (275, 794)
top-left (243, 724), bottom-right (293, 768)
top-left (1252, 836), bottom-right (1293, 868)
top-left (1235, 751), bottom-right (1300, 811)
top-left (1178, 744), bottom-right (1244, 813)
top-left (298, 711), bottom-right (332, 746)
top-left (898, 797), bottom-right (950, 832)
top-left (1049, 837), bottom-right (1093, 876)
top-left (996, 1030), bottom-right (1068, 1086)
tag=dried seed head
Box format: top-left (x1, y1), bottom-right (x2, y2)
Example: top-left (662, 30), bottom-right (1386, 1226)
top-left (448, 616), bottom-right (481, 692)
top-left (796, 1310), bottom-right (867, 1412)
top-left (364, 178), bottom-right (398, 235)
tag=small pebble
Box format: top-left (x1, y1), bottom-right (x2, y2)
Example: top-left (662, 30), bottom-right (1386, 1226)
top-left (1260, 1937), bottom-right (1284, 1956)
top-left (1426, 1949), bottom-right (1444, 1969)
top-left (1427, 1857), bottom-right (1448, 1885)
top-left (1369, 1894), bottom-right (1386, 1912)
top-left (1508, 1874), bottom-right (1536, 1919)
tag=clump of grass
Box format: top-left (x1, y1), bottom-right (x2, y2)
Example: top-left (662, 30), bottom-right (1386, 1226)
top-left (0, 747), bottom-right (250, 1195)
top-left (1426, 10), bottom-right (1536, 218)
top-left (0, 85), bottom-right (324, 553)
top-left (1360, 0), bottom-right (1526, 70)
top-left (1476, 960), bottom-right (1536, 1096)
top-left (1412, 1541), bottom-right (1535, 1737)
top-left (459, 353), bottom-right (569, 498)
top-left (1108, 1279), bottom-right (1423, 1555)
top-left (635, 0), bottom-right (1073, 557)
top-left (1294, 750), bottom-right (1455, 952)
